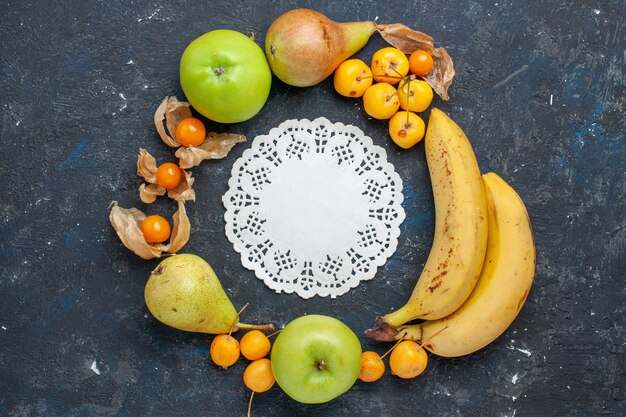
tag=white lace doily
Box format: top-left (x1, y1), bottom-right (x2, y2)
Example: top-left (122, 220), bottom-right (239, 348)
top-left (223, 117), bottom-right (405, 299)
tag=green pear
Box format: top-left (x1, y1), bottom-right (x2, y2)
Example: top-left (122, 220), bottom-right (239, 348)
top-left (265, 8), bottom-right (376, 87)
top-left (144, 254), bottom-right (273, 334)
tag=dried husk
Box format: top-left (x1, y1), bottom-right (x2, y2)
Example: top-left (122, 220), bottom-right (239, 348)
top-left (423, 47), bottom-right (455, 101)
top-left (167, 169), bottom-right (196, 202)
top-left (154, 96), bottom-right (246, 168)
top-left (377, 23), bottom-right (434, 53)
top-left (109, 200), bottom-right (190, 259)
top-left (137, 148), bottom-right (164, 203)
top-left (175, 132), bottom-right (247, 169)
top-left (154, 96), bottom-right (191, 148)
top-left (139, 183), bottom-right (166, 204)
top-left (137, 148), bottom-right (158, 182)
top-left (376, 23), bottom-right (455, 101)
top-left (137, 148), bottom-right (195, 203)
top-left (166, 200), bottom-right (191, 253)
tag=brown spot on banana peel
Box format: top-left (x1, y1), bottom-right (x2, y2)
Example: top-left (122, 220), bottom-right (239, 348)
top-left (517, 286), bottom-right (530, 312)
top-left (436, 248), bottom-right (454, 272)
top-left (428, 280), bottom-right (443, 292)
top-left (443, 208), bottom-right (451, 235)
top-left (428, 270), bottom-right (447, 292)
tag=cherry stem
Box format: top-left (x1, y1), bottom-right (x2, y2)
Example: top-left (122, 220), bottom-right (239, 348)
top-left (247, 391), bottom-right (254, 417)
top-left (390, 67), bottom-right (405, 78)
top-left (230, 303), bottom-right (276, 334)
top-left (406, 93), bottom-right (410, 125)
top-left (404, 77), bottom-right (412, 125)
top-left (373, 73), bottom-right (403, 80)
top-left (267, 329), bottom-right (282, 338)
top-left (229, 303), bottom-right (250, 336)
top-left (414, 325), bottom-right (449, 349)
top-left (380, 325), bottom-right (450, 359)
top-left (380, 338), bottom-right (404, 360)
top-left (237, 303), bottom-right (250, 316)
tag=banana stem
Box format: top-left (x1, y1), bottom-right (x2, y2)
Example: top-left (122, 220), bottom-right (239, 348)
top-left (364, 316), bottom-right (400, 341)
top-left (382, 307), bottom-right (422, 328)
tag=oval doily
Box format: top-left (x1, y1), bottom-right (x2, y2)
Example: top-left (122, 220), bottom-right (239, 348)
top-left (223, 117), bottom-right (405, 299)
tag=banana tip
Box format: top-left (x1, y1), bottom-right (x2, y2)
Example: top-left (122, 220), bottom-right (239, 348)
top-left (364, 316), bottom-right (399, 341)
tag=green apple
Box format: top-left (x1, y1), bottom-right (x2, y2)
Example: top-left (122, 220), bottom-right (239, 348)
top-left (271, 314), bottom-right (362, 404)
top-left (179, 29), bottom-right (271, 123)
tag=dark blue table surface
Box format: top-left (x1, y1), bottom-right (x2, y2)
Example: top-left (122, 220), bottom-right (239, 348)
top-left (1, 1), bottom-right (624, 416)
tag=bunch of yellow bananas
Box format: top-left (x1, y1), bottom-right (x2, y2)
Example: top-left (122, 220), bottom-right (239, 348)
top-left (366, 109), bottom-right (536, 358)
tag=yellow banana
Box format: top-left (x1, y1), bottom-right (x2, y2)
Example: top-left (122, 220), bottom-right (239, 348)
top-left (394, 172), bottom-right (536, 357)
top-left (366, 109), bottom-right (487, 339)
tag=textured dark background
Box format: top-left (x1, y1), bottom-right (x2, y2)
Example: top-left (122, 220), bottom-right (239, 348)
top-left (1, 0), bottom-right (624, 416)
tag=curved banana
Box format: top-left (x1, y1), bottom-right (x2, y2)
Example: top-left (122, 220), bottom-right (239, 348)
top-left (366, 109), bottom-right (487, 339)
top-left (394, 172), bottom-right (536, 357)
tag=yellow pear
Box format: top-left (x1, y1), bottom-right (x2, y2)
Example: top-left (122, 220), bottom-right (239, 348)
top-left (265, 9), bottom-right (376, 87)
top-left (144, 254), bottom-right (272, 334)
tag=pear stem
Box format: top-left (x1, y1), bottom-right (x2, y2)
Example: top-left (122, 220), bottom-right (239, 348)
top-left (237, 322), bottom-right (275, 332)
top-left (229, 302), bottom-right (274, 333)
